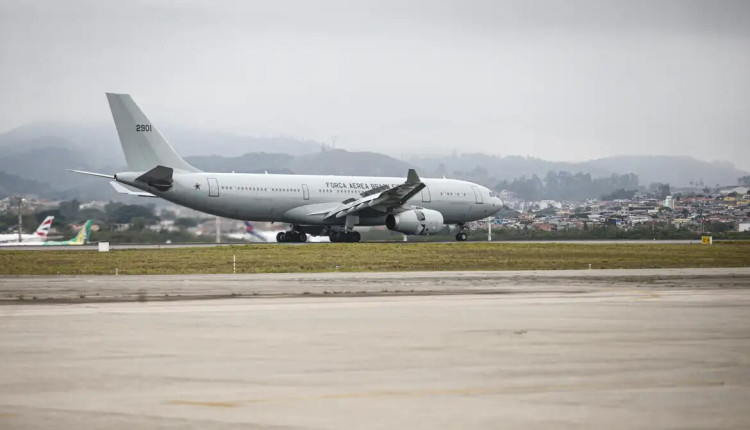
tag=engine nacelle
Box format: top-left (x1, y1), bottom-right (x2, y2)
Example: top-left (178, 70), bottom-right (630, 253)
top-left (385, 208), bottom-right (444, 235)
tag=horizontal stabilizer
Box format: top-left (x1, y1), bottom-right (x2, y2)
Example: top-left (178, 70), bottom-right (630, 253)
top-left (109, 181), bottom-right (156, 197)
top-left (67, 169), bottom-right (115, 179)
top-left (135, 165), bottom-right (173, 191)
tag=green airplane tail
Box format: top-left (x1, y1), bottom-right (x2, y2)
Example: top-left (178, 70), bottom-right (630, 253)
top-left (69, 220), bottom-right (92, 245)
top-left (44, 220), bottom-right (93, 246)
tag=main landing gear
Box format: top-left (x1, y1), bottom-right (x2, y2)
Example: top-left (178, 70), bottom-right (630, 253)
top-left (455, 223), bottom-right (469, 241)
top-left (276, 230), bottom-right (307, 243)
top-left (329, 230), bottom-right (361, 243)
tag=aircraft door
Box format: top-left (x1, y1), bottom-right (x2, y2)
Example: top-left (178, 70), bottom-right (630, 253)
top-left (421, 187), bottom-right (431, 202)
top-left (471, 186), bottom-right (483, 204)
top-left (302, 184), bottom-right (309, 200)
top-left (208, 178), bottom-right (219, 197)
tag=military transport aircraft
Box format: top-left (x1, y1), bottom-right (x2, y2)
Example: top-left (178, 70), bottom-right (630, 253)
top-left (71, 94), bottom-right (502, 242)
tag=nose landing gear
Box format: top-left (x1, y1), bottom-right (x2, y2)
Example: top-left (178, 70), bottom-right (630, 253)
top-left (455, 223), bottom-right (469, 241)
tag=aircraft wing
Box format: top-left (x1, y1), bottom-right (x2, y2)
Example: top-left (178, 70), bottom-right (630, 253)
top-left (314, 169), bottom-right (425, 220)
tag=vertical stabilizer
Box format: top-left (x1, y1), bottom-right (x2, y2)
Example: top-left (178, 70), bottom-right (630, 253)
top-left (34, 216), bottom-right (54, 239)
top-left (42, 220), bottom-right (92, 246)
top-left (106, 93), bottom-right (199, 172)
top-left (71, 220), bottom-right (93, 245)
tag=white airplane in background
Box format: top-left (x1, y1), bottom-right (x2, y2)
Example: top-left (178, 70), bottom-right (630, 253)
top-left (225, 221), bottom-right (330, 243)
top-left (224, 221), bottom-right (270, 242)
top-left (71, 94), bottom-right (502, 242)
top-left (0, 216), bottom-right (55, 245)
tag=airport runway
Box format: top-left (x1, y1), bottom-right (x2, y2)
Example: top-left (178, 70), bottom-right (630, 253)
top-left (2, 239), bottom-right (707, 251)
top-left (2, 268), bottom-right (749, 303)
top-left (1, 269), bottom-right (749, 429)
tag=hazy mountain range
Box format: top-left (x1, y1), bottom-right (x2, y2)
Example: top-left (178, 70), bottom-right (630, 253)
top-left (0, 122), bottom-right (746, 200)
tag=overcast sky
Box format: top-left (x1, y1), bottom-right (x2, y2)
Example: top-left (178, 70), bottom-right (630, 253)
top-left (1, 0), bottom-right (749, 168)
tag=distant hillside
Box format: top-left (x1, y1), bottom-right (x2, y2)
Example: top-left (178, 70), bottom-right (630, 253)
top-left (0, 121), bottom-right (321, 164)
top-left (0, 122), bottom-right (324, 199)
top-left (0, 144), bottom-right (95, 188)
top-left (411, 154), bottom-right (747, 187)
top-left (188, 149), bottom-right (417, 177)
top-left (2, 121), bottom-right (746, 200)
top-left (187, 153), bottom-right (295, 173)
top-left (0, 122), bottom-right (123, 166)
top-left (578, 156), bottom-right (746, 187)
top-left (289, 150), bottom-right (416, 176)
top-left (0, 172), bottom-right (48, 199)
top-left (164, 129), bottom-right (321, 157)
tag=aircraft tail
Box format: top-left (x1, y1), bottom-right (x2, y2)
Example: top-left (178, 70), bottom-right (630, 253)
top-left (69, 220), bottom-right (93, 245)
top-left (106, 93), bottom-right (199, 173)
top-left (34, 216), bottom-right (54, 239)
top-left (44, 220), bottom-right (92, 246)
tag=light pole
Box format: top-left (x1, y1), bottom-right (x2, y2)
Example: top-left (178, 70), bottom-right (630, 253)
top-left (15, 196), bottom-right (24, 243)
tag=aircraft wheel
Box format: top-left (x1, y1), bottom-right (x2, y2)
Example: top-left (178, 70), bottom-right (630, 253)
top-left (329, 232), bottom-right (339, 243)
top-left (276, 232), bottom-right (286, 242)
top-left (350, 231), bottom-right (361, 243)
top-left (298, 232), bottom-right (307, 243)
top-left (456, 232), bottom-right (467, 241)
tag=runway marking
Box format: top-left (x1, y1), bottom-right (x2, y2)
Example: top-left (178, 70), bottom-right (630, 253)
top-left (638, 292), bottom-right (661, 300)
top-left (166, 400), bottom-right (241, 408)
top-left (166, 379), bottom-right (727, 407)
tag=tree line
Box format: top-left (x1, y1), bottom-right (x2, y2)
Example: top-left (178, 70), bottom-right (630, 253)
top-left (495, 171), bottom-right (641, 201)
top-left (0, 200), bottom-right (203, 235)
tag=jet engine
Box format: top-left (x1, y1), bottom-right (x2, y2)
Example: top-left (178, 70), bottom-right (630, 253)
top-left (385, 208), bottom-right (444, 235)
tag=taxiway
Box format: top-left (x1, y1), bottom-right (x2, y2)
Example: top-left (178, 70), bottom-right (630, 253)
top-left (1, 269), bottom-right (749, 429)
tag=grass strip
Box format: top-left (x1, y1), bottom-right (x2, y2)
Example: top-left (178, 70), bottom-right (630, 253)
top-left (1, 242), bottom-right (749, 275)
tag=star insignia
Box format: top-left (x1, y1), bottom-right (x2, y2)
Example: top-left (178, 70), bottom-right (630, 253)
top-left (194, 183), bottom-right (201, 190)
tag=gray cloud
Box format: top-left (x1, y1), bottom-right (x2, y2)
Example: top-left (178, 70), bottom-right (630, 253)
top-left (1, 0), bottom-right (749, 169)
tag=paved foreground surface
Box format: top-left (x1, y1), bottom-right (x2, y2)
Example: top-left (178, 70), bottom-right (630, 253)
top-left (1, 270), bottom-right (750, 429)
top-left (2, 268), bottom-right (750, 303)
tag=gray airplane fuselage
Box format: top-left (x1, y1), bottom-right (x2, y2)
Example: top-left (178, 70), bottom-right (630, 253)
top-left (115, 171), bottom-right (502, 226)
